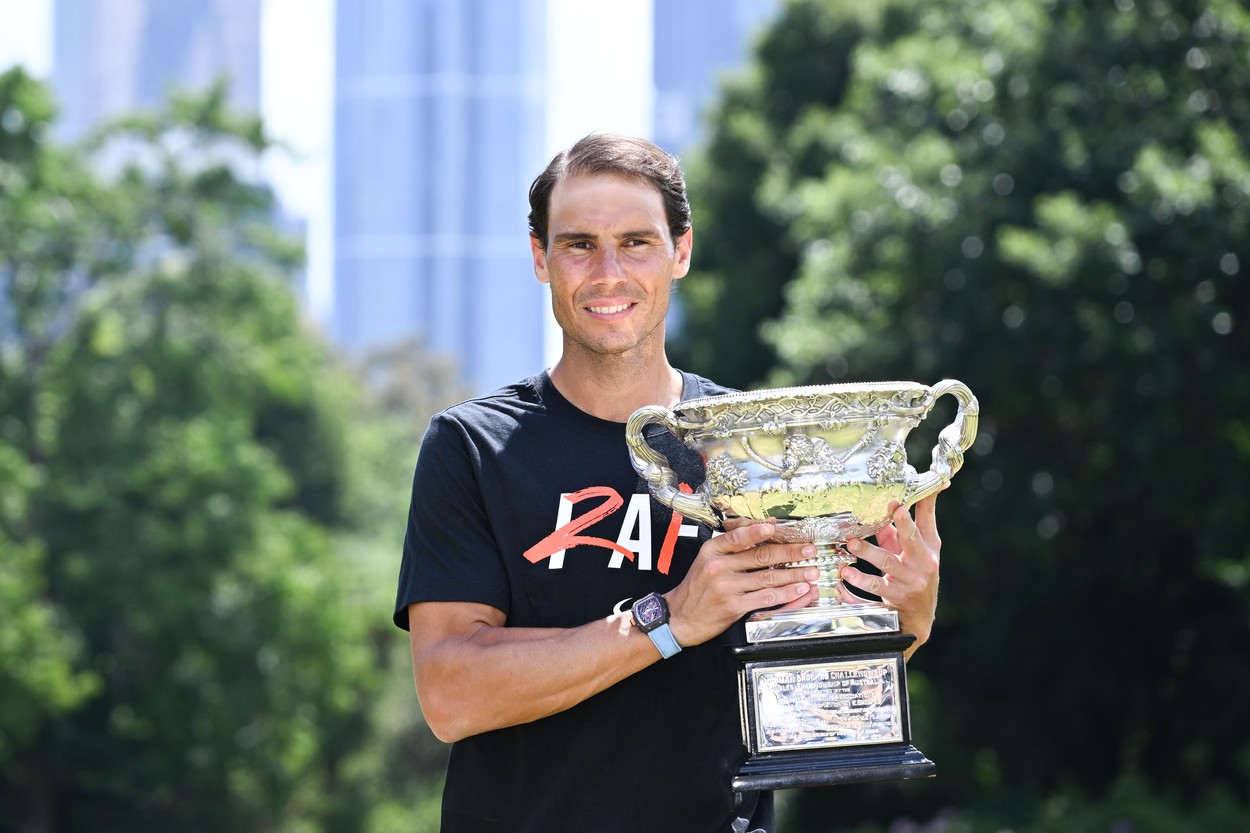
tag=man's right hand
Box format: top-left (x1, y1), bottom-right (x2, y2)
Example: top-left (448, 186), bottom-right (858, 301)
top-left (664, 522), bottom-right (820, 649)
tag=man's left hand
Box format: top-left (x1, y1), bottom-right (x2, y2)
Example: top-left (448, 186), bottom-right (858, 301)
top-left (837, 490), bottom-right (943, 658)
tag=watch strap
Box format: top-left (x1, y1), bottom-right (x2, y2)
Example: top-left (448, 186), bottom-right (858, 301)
top-left (645, 622), bottom-right (682, 659)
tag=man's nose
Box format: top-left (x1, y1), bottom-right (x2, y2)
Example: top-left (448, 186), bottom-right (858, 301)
top-left (591, 246), bottom-right (626, 282)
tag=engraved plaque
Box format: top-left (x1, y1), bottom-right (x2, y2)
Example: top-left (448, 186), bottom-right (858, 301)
top-left (747, 657), bottom-right (903, 753)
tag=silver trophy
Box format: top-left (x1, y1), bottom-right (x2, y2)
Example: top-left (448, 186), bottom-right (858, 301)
top-left (626, 379), bottom-right (978, 791)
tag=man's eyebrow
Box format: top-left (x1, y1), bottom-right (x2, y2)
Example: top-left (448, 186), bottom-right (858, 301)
top-left (616, 228), bottom-right (664, 240)
top-left (552, 231), bottom-right (597, 245)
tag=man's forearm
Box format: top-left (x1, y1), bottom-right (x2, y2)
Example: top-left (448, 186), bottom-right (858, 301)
top-left (409, 602), bottom-right (663, 743)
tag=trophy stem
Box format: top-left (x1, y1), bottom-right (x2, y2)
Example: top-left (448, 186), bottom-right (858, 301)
top-left (791, 542), bottom-right (855, 608)
top-left (745, 540), bottom-right (897, 643)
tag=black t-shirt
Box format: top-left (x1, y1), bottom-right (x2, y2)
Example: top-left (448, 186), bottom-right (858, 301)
top-left (394, 371), bottom-right (774, 833)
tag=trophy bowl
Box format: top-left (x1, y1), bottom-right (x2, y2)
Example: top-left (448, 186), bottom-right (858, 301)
top-left (626, 380), bottom-right (978, 636)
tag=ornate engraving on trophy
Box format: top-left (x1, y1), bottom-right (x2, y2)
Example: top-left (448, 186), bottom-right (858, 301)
top-left (867, 441), bottom-right (907, 483)
top-left (706, 453), bottom-right (750, 494)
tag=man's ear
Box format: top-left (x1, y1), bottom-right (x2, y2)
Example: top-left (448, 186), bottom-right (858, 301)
top-left (672, 227), bottom-right (693, 280)
top-left (530, 234), bottom-right (550, 284)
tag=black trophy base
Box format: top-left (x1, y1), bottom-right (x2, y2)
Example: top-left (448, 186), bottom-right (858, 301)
top-left (732, 631), bottom-right (936, 792)
top-left (733, 742), bottom-right (936, 792)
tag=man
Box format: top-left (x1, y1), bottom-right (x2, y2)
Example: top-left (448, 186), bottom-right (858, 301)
top-left (394, 134), bottom-right (942, 832)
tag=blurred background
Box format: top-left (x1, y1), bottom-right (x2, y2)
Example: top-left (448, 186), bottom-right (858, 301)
top-left (1, 0), bottom-right (1247, 831)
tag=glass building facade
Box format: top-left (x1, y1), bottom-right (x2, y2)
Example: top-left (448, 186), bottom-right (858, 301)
top-left (53, 0), bottom-right (261, 140)
top-left (333, 0), bottom-right (548, 393)
top-left (332, 0), bottom-right (779, 394)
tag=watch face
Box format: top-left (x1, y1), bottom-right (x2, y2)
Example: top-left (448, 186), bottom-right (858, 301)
top-left (634, 594), bottom-right (665, 628)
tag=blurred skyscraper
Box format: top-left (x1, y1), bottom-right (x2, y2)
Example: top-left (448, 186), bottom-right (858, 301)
top-left (653, 0), bottom-right (779, 155)
top-left (52, 0), bottom-right (261, 140)
top-left (333, 0), bottom-right (548, 393)
top-left (48, 0), bottom-right (317, 302)
top-left (332, 0), bottom-right (779, 395)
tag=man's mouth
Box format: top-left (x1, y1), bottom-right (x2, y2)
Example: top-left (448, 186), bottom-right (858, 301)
top-left (587, 302), bottom-right (634, 315)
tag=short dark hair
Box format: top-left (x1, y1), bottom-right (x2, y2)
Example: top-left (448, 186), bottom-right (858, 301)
top-left (527, 133), bottom-right (692, 248)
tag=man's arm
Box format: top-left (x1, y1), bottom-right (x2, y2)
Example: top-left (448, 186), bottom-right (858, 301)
top-left (409, 521), bottom-right (820, 743)
top-left (408, 600), bottom-right (657, 743)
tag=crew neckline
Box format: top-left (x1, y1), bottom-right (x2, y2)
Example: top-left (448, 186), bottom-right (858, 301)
top-left (535, 369), bottom-right (701, 431)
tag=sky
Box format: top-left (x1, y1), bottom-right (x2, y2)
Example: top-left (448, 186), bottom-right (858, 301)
top-left (0, 0), bottom-right (653, 331)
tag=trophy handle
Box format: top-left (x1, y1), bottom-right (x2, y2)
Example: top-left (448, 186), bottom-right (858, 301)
top-left (902, 379), bottom-right (980, 508)
top-left (625, 405), bottom-right (722, 529)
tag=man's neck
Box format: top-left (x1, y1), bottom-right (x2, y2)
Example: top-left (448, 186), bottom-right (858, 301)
top-left (548, 352), bottom-right (684, 423)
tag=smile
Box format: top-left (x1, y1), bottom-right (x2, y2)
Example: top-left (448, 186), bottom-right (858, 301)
top-left (587, 303), bottom-right (633, 315)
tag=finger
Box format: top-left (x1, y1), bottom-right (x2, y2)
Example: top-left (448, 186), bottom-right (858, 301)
top-left (706, 538), bottom-right (813, 572)
top-left (846, 538), bottom-right (902, 577)
top-left (874, 522), bottom-right (900, 554)
top-left (737, 551), bottom-right (820, 610)
top-left (839, 563), bottom-right (887, 599)
top-left (833, 581), bottom-right (877, 605)
top-left (721, 515), bottom-right (764, 532)
top-left (707, 521), bottom-right (776, 553)
top-left (742, 575), bottom-right (816, 612)
top-left (774, 583), bottom-right (821, 611)
top-left (890, 503), bottom-right (926, 554)
top-left (873, 501), bottom-right (903, 553)
top-left (913, 491), bottom-right (941, 547)
top-left (745, 541), bottom-right (820, 570)
top-left (750, 561), bottom-right (820, 590)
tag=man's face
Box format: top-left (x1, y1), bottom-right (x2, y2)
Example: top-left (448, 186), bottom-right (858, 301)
top-left (531, 173), bottom-right (692, 361)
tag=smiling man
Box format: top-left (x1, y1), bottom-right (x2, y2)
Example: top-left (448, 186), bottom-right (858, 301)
top-left (394, 134), bottom-right (944, 833)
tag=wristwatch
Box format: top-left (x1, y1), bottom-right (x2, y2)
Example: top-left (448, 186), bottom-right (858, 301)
top-left (631, 592), bottom-right (682, 659)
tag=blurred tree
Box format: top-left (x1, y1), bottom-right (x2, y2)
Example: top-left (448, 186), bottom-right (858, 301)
top-left (0, 69), bottom-right (416, 832)
top-left (335, 337), bottom-right (469, 833)
top-left (678, 0), bottom-right (1250, 829)
top-left (0, 70), bottom-right (108, 800)
top-left (671, 0), bottom-right (874, 388)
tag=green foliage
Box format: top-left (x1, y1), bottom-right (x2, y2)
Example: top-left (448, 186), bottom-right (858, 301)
top-left (681, 0), bottom-right (1250, 828)
top-left (0, 65), bottom-right (113, 778)
top-left (0, 68), bottom-right (452, 831)
top-left (330, 339), bottom-right (468, 833)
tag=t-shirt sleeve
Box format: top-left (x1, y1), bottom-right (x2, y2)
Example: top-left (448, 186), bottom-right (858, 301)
top-left (393, 413), bottom-right (511, 630)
